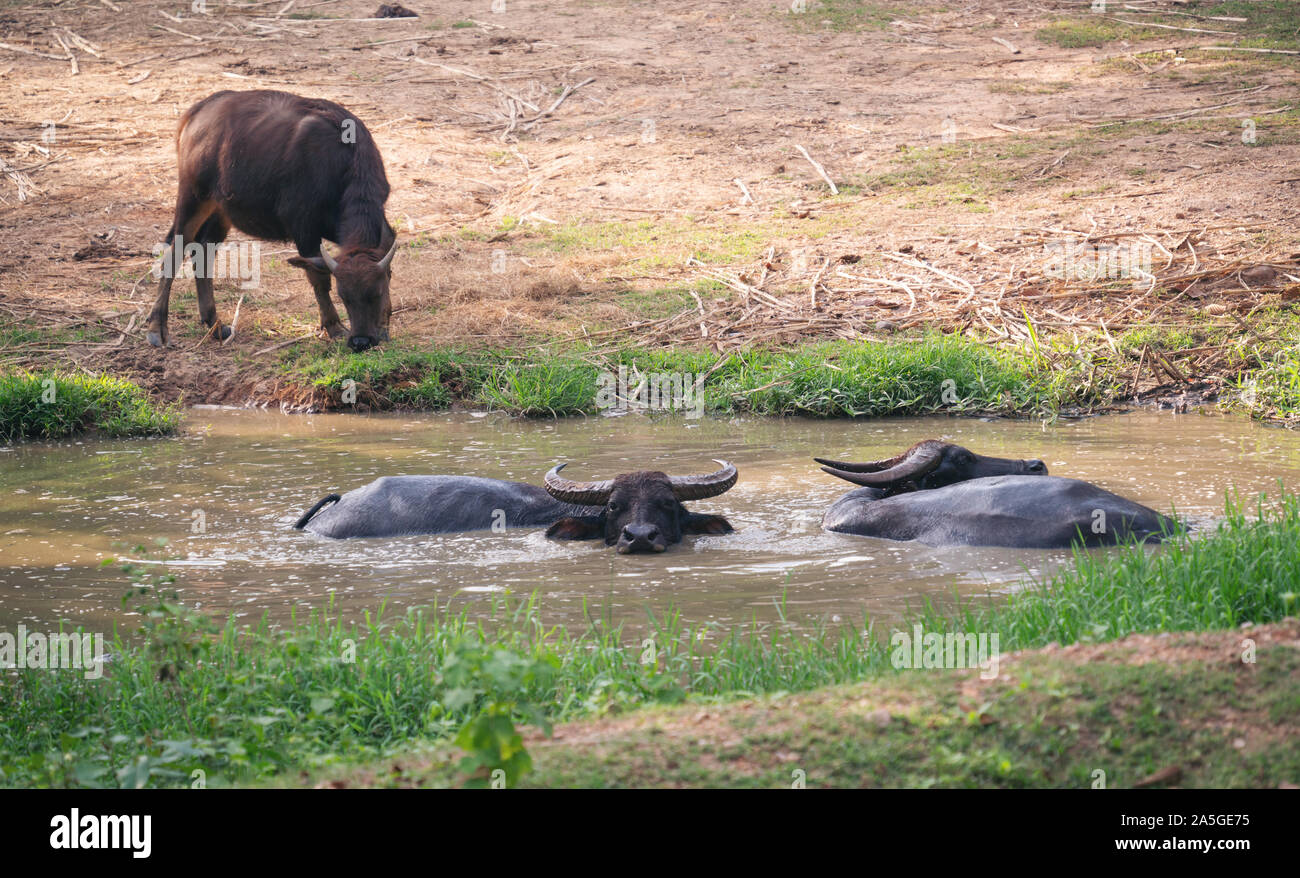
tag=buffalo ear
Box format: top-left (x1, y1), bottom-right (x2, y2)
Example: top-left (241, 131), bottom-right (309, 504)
top-left (288, 255), bottom-right (330, 273)
top-left (684, 513), bottom-right (733, 536)
top-left (545, 516), bottom-right (604, 541)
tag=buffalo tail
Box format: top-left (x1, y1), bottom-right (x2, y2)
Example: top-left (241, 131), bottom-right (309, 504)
top-left (293, 494), bottom-right (341, 529)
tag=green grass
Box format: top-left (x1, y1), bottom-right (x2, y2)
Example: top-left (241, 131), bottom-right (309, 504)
top-left (1115, 325), bottom-right (1202, 356)
top-left (786, 1), bottom-right (920, 33)
top-left (0, 579), bottom-right (893, 789)
top-left (0, 371), bottom-right (181, 441)
top-left (928, 491), bottom-right (1300, 648)
top-left (1096, 311), bottom-right (1300, 422)
top-left (1038, 3), bottom-right (1300, 53)
top-left (0, 323), bottom-right (107, 348)
top-left (987, 80), bottom-right (1073, 96)
top-left (615, 280), bottom-right (730, 320)
top-left (688, 336), bottom-right (1064, 416)
top-left (1036, 18), bottom-right (1160, 49)
top-left (1189, 1), bottom-right (1300, 52)
top-left (282, 333), bottom-right (1084, 417)
top-left (527, 217), bottom-right (769, 271)
top-left (1252, 346), bottom-right (1300, 416)
top-left (1101, 309), bottom-right (1300, 421)
top-left (6, 489), bottom-right (1299, 788)
top-left (858, 140), bottom-right (1071, 206)
top-left (363, 635), bottom-right (1299, 789)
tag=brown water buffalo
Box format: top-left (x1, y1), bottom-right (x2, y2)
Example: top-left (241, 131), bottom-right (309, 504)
top-left (147, 89), bottom-right (397, 352)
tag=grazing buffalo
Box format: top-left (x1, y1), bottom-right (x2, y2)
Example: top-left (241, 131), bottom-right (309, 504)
top-left (816, 440), bottom-right (1175, 548)
top-left (147, 90), bottom-right (397, 352)
top-left (294, 461), bottom-right (738, 554)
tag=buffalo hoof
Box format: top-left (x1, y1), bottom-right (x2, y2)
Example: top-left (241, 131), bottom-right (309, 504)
top-left (201, 322), bottom-right (232, 341)
top-left (322, 323), bottom-right (348, 340)
top-left (146, 330), bottom-right (165, 348)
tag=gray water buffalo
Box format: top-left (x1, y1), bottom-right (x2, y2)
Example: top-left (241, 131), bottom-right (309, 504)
top-left (817, 440), bottom-right (1175, 548)
top-left (294, 461), bottom-right (737, 554)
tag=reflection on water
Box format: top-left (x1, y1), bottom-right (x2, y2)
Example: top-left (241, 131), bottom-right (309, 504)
top-left (2, 408), bottom-right (1299, 633)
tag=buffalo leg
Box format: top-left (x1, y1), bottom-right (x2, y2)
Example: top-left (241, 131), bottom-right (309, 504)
top-left (192, 213), bottom-right (232, 341)
top-left (297, 244), bottom-right (347, 339)
top-left (145, 196), bottom-right (216, 347)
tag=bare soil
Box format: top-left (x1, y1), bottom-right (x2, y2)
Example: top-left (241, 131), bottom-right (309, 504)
top-left (3, 0), bottom-right (1300, 405)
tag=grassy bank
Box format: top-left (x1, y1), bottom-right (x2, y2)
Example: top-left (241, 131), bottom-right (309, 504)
top-left (4, 490), bottom-right (1299, 788)
top-left (276, 304), bottom-right (1300, 422)
top-left (282, 333), bottom-right (1091, 417)
top-left (0, 371), bottom-right (180, 441)
top-left (319, 621), bottom-right (1300, 789)
top-left (1037, 1), bottom-right (1300, 52)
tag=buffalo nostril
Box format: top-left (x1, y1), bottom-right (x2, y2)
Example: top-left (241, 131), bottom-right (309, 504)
top-left (1026, 460), bottom-right (1048, 474)
top-left (622, 525), bottom-right (659, 543)
top-left (347, 336), bottom-right (372, 352)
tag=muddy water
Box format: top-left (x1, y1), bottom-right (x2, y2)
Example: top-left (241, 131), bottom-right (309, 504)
top-left (3, 409), bottom-right (1300, 634)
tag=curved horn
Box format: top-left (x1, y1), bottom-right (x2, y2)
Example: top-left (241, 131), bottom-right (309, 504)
top-left (669, 459), bottom-right (738, 502)
top-left (818, 442), bottom-right (944, 488)
top-left (319, 244), bottom-right (340, 274)
top-left (812, 456), bottom-right (894, 473)
top-left (376, 236), bottom-right (399, 272)
top-left (543, 463), bottom-right (615, 506)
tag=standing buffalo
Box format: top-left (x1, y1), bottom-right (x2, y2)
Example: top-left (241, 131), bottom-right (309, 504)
top-left (294, 461), bottom-right (738, 554)
top-left (147, 90), bottom-right (397, 352)
top-left (817, 440), bottom-right (1175, 548)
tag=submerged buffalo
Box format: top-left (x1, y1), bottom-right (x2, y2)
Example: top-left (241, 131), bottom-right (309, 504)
top-left (817, 440), bottom-right (1175, 548)
top-left (294, 461), bottom-right (737, 554)
top-left (147, 90), bottom-right (397, 352)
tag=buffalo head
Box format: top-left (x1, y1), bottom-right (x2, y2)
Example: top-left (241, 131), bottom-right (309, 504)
top-left (815, 440), bottom-right (1046, 495)
top-left (289, 238), bottom-right (397, 352)
top-left (542, 461), bottom-right (737, 554)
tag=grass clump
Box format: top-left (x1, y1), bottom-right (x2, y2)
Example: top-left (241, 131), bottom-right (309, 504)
top-left (477, 358), bottom-right (600, 416)
top-left (1248, 347), bottom-right (1300, 418)
top-left (290, 345), bottom-right (489, 409)
top-left (701, 335), bottom-right (1065, 416)
top-left (786, 1), bottom-right (919, 33)
top-left (284, 334), bottom-right (1074, 418)
top-left (1035, 18), bottom-right (1158, 49)
top-left (529, 217), bottom-right (768, 272)
top-left (0, 371), bottom-right (180, 441)
top-left (1190, 1), bottom-right (1300, 52)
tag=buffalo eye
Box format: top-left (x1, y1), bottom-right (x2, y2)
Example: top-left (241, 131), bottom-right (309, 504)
top-left (607, 500), bottom-right (621, 513)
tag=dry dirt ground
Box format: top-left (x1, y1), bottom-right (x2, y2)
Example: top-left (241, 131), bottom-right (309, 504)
top-left (2, 0), bottom-right (1300, 403)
